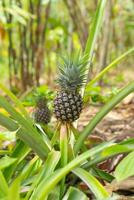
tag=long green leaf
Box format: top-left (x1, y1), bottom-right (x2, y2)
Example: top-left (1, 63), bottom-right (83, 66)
top-left (3, 140), bottom-right (30, 182)
top-left (0, 113), bottom-right (18, 131)
top-left (0, 83), bottom-right (30, 120)
top-left (91, 167), bottom-right (114, 183)
top-left (72, 167), bottom-right (110, 199)
top-left (83, 143), bottom-right (134, 169)
top-left (20, 156), bottom-right (39, 181)
top-left (63, 186), bottom-right (88, 200)
top-left (0, 156), bottom-right (17, 170)
top-left (31, 141), bottom-right (113, 200)
top-left (74, 81), bottom-right (134, 154)
top-left (17, 128), bottom-right (50, 160)
top-left (27, 150), bottom-right (60, 200)
top-left (0, 150), bottom-right (10, 155)
top-left (86, 48), bottom-right (134, 88)
top-left (0, 95), bottom-right (51, 159)
top-left (84, 0), bottom-right (107, 60)
top-left (8, 177), bottom-right (20, 200)
top-left (114, 151), bottom-right (134, 182)
top-left (0, 171), bottom-right (8, 197)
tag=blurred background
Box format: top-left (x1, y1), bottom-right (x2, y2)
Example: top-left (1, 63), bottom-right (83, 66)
top-left (0, 0), bottom-right (133, 94)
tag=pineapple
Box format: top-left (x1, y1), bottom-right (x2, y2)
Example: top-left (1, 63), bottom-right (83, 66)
top-left (34, 97), bottom-right (51, 125)
top-left (54, 53), bottom-right (88, 123)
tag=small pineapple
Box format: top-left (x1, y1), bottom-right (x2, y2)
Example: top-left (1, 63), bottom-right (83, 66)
top-left (34, 97), bottom-right (51, 125)
top-left (54, 52), bottom-right (88, 123)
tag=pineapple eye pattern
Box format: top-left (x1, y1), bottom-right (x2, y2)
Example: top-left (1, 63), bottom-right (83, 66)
top-left (34, 97), bottom-right (51, 125)
top-left (34, 108), bottom-right (50, 124)
top-left (54, 91), bottom-right (82, 122)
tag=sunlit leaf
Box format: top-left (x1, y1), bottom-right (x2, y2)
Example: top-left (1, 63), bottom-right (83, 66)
top-left (74, 81), bottom-right (134, 154)
top-left (0, 113), bottom-right (18, 131)
top-left (0, 170), bottom-right (8, 198)
top-left (0, 83), bottom-right (31, 121)
top-left (84, 0), bottom-right (107, 60)
top-left (0, 156), bottom-right (17, 170)
top-left (26, 150), bottom-right (61, 200)
top-left (8, 177), bottom-right (20, 200)
top-left (31, 141), bottom-right (113, 200)
top-left (86, 48), bottom-right (134, 88)
top-left (114, 151), bottom-right (134, 181)
top-left (0, 95), bottom-right (51, 160)
top-left (63, 186), bottom-right (88, 200)
top-left (3, 140), bottom-right (30, 182)
top-left (73, 167), bottom-right (110, 199)
top-left (83, 143), bottom-right (134, 169)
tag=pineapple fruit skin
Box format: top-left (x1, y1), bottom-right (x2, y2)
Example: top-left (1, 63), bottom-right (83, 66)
top-left (34, 107), bottom-right (51, 124)
top-left (54, 91), bottom-right (82, 123)
top-left (34, 97), bottom-right (51, 125)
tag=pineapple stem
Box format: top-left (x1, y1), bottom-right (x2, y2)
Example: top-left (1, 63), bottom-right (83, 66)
top-left (59, 124), bottom-right (68, 198)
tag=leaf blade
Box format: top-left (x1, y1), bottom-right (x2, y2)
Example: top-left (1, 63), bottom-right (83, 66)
top-left (114, 151), bottom-right (134, 181)
top-left (84, 0), bottom-right (107, 60)
top-left (72, 167), bottom-right (110, 199)
top-left (63, 186), bottom-right (88, 200)
top-left (31, 141), bottom-right (113, 200)
top-left (0, 170), bottom-right (8, 197)
top-left (0, 113), bottom-right (18, 131)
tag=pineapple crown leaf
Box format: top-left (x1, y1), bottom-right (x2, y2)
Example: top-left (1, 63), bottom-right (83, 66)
top-left (57, 51), bottom-right (89, 91)
top-left (33, 89), bottom-right (48, 108)
top-left (35, 96), bottom-right (47, 108)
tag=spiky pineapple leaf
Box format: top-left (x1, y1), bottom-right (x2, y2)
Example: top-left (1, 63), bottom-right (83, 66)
top-left (57, 52), bottom-right (88, 91)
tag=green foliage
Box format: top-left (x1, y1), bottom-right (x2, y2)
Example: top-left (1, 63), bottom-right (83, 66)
top-left (0, 1), bottom-right (134, 199)
top-left (63, 186), bottom-right (88, 200)
top-left (0, 113), bottom-right (18, 131)
top-left (0, 171), bottom-right (8, 198)
top-left (73, 167), bottom-right (110, 199)
top-left (22, 86), bottom-right (54, 111)
top-left (74, 81), bottom-right (134, 154)
top-left (114, 151), bottom-right (134, 182)
top-left (84, 0), bottom-right (107, 61)
top-left (85, 48), bottom-right (134, 89)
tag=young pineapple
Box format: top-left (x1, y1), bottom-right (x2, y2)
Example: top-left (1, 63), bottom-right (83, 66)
top-left (54, 53), bottom-right (88, 123)
top-left (34, 97), bottom-right (51, 125)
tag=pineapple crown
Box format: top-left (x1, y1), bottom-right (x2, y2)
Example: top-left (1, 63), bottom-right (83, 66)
top-left (33, 90), bottom-right (48, 108)
top-left (35, 96), bottom-right (47, 108)
top-left (57, 52), bottom-right (88, 92)
top-left (36, 97), bottom-right (47, 108)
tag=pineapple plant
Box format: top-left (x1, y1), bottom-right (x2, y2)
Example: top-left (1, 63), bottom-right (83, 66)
top-left (34, 96), bottom-right (51, 125)
top-left (54, 53), bottom-right (88, 123)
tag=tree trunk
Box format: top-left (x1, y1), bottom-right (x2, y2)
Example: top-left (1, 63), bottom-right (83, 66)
top-left (63, 0), bottom-right (88, 49)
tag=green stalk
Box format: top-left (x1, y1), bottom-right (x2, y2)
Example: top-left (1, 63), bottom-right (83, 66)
top-left (86, 47), bottom-right (134, 89)
top-left (74, 81), bottom-right (134, 154)
top-left (60, 125), bottom-right (68, 198)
